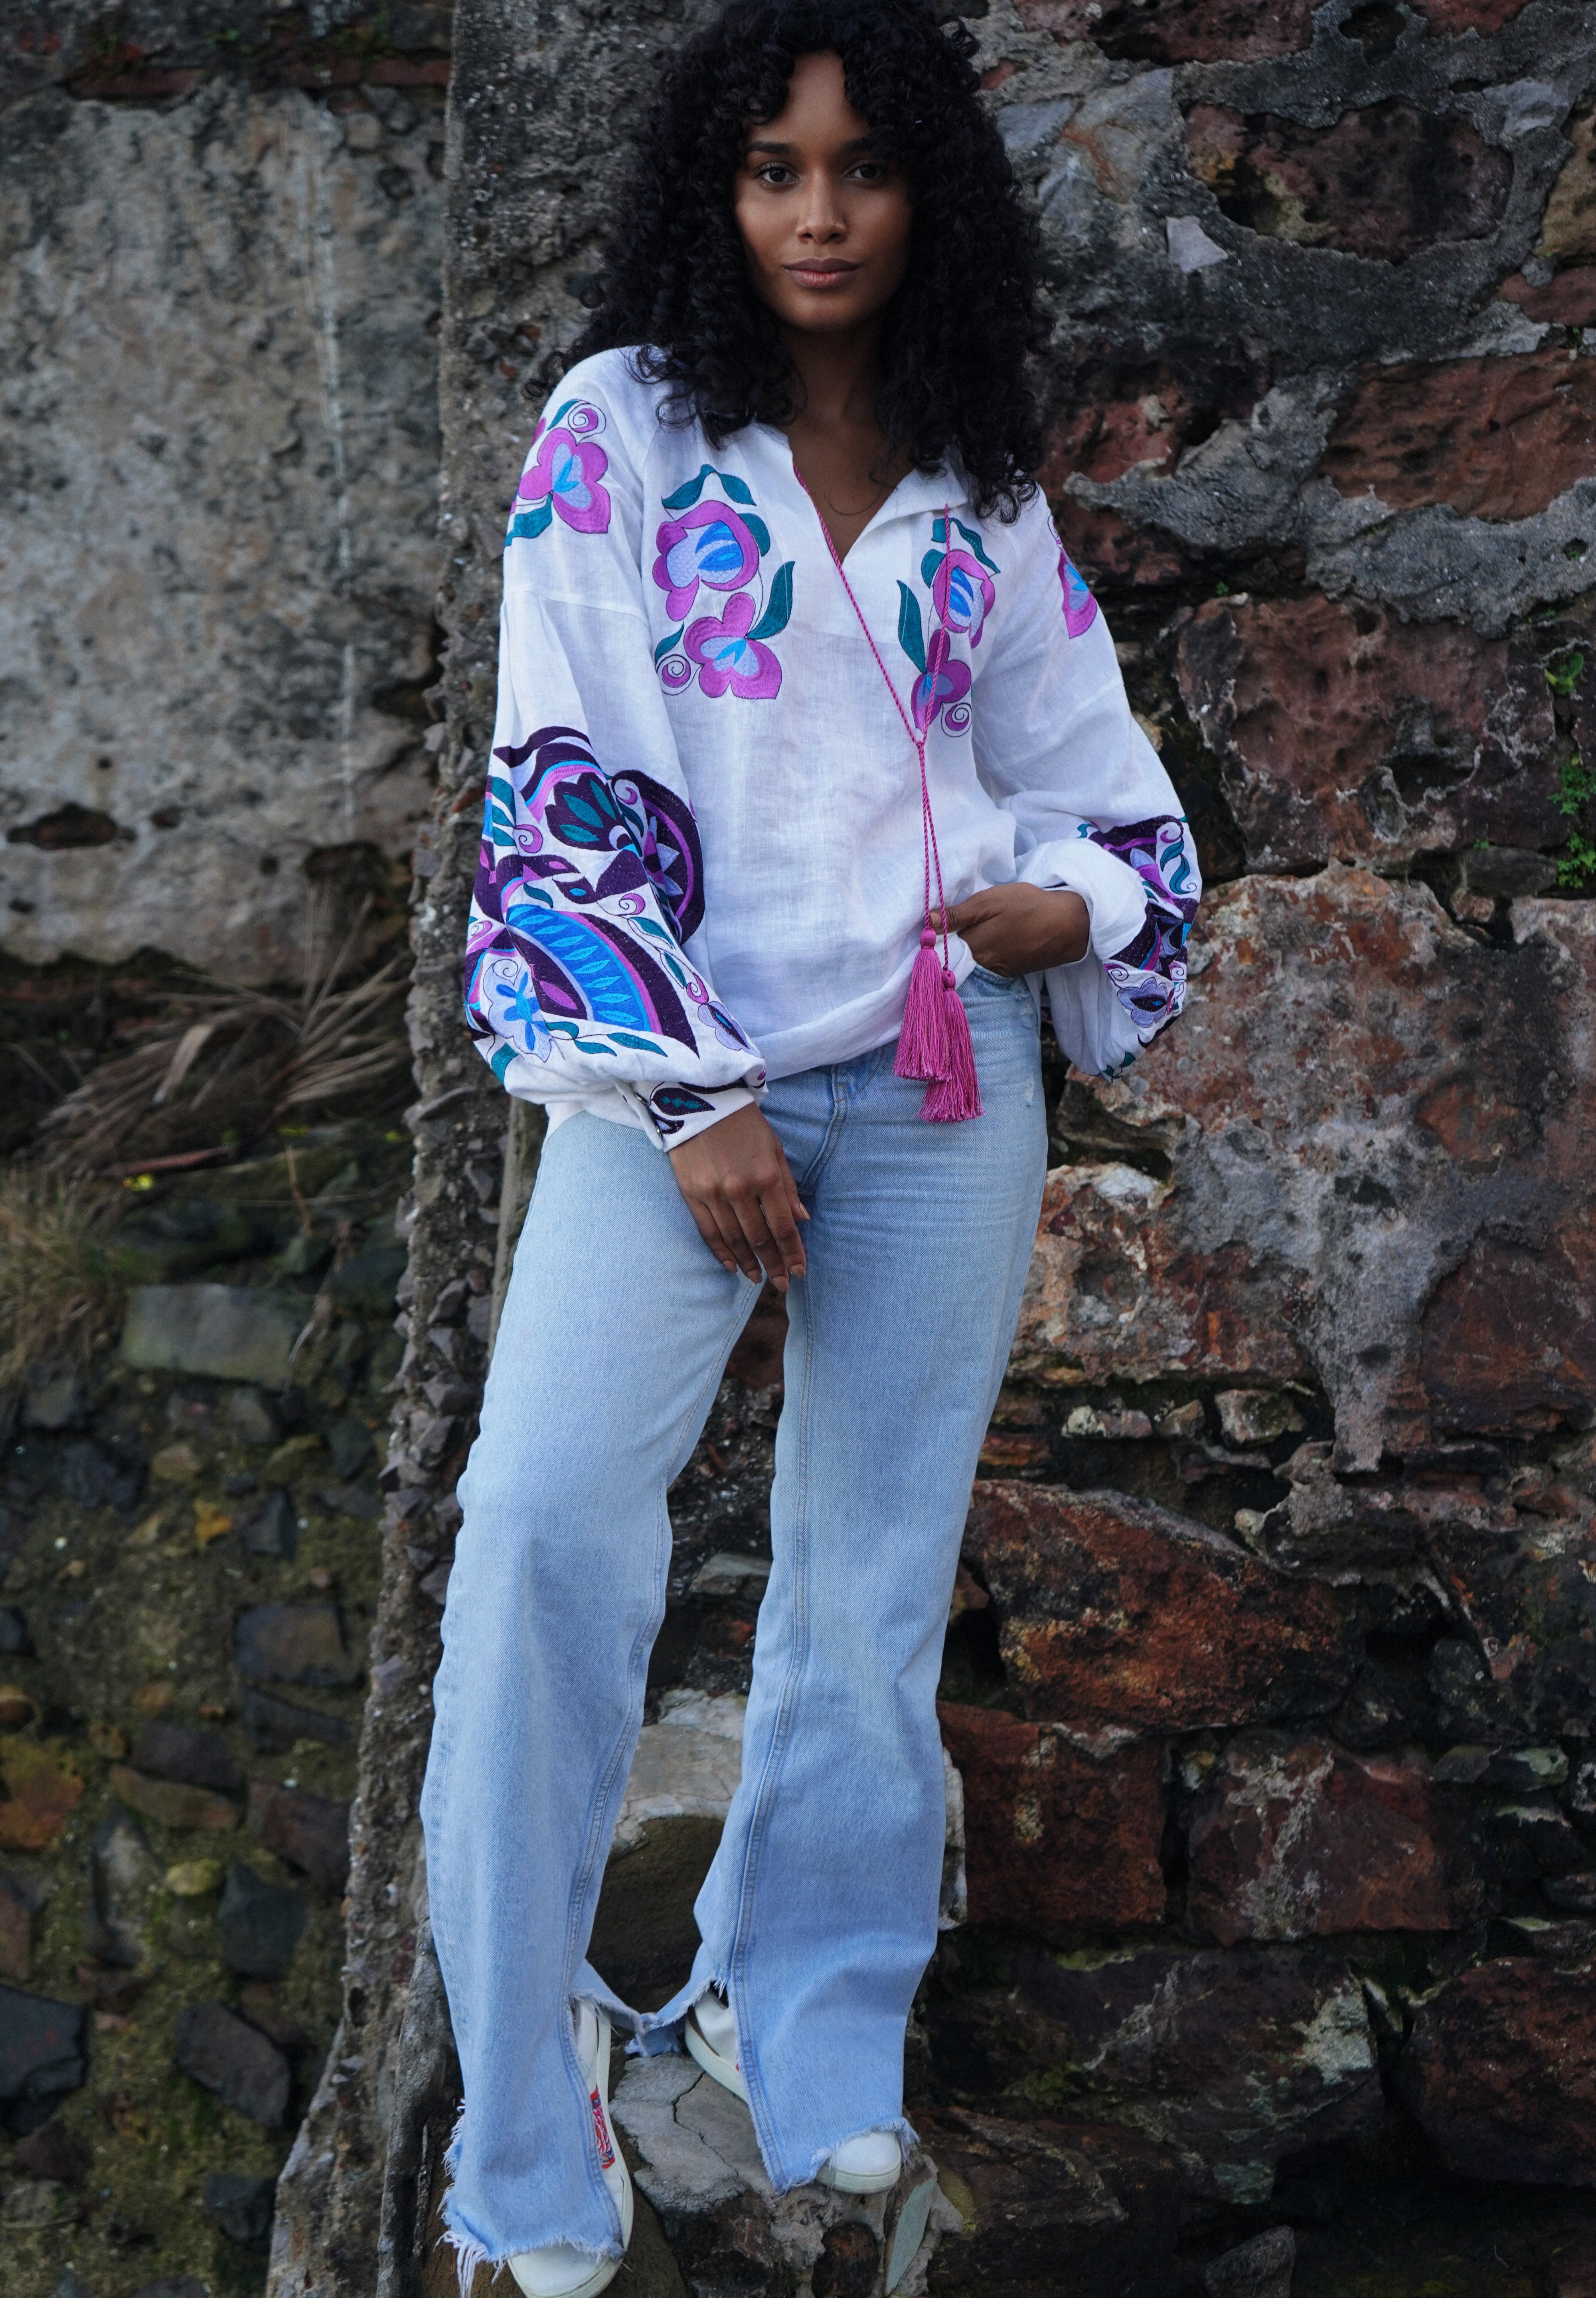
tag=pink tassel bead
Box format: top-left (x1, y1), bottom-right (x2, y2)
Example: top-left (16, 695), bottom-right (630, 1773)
top-left (919, 967), bottom-right (984, 1122)
top-left (894, 928), bottom-right (950, 1083)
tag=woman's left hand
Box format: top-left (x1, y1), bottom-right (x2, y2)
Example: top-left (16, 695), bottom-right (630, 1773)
top-left (938, 884), bottom-right (1090, 977)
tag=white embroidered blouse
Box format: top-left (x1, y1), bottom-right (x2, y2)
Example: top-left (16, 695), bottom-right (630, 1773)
top-left (465, 348), bottom-right (1200, 1147)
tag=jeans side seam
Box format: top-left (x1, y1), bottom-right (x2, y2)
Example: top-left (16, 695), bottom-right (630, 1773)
top-left (553, 1277), bottom-right (761, 2227)
top-left (725, 1250), bottom-right (818, 2184)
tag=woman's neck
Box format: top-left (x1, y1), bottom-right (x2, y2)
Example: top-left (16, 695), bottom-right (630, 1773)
top-left (778, 318), bottom-right (884, 433)
top-left (778, 319), bottom-right (912, 559)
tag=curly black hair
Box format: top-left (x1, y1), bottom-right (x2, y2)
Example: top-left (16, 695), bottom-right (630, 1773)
top-left (569, 0), bottom-right (1048, 519)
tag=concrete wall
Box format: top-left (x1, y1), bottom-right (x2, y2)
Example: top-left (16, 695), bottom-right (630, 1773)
top-left (0, 8), bottom-right (448, 981)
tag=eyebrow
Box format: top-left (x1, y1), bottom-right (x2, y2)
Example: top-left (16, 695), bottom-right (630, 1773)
top-left (745, 135), bottom-right (875, 155)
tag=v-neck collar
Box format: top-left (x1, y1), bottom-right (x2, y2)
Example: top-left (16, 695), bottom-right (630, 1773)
top-left (747, 425), bottom-right (969, 560)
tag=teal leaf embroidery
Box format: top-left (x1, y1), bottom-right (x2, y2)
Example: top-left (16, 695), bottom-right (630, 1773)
top-left (745, 513), bottom-right (770, 556)
top-left (930, 514), bottom-right (999, 572)
top-left (955, 517), bottom-right (1000, 574)
top-left (654, 626), bottom-right (685, 664)
top-left (749, 562), bottom-right (794, 642)
top-left (897, 582), bottom-right (926, 673)
top-left (507, 500), bottom-right (553, 545)
top-left (549, 399), bottom-right (577, 428)
top-left (661, 464), bottom-right (757, 513)
top-left (608, 1031), bottom-right (666, 1053)
top-left (921, 547), bottom-right (944, 587)
top-left (662, 464), bottom-right (715, 512)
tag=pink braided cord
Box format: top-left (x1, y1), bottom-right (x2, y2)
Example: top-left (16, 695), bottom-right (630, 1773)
top-left (796, 469), bottom-right (955, 981)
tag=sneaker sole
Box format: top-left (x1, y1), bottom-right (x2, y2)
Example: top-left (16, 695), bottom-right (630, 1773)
top-left (512, 2239), bottom-right (625, 2298)
top-left (816, 2154), bottom-right (902, 2196)
top-left (684, 2004), bottom-right (751, 2105)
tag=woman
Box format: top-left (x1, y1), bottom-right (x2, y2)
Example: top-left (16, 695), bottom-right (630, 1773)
top-left (422, 1), bottom-right (1199, 2288)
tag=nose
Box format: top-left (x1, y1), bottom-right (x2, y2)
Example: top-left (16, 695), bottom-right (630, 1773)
top-left (795, 168), bottom-right (846, 244)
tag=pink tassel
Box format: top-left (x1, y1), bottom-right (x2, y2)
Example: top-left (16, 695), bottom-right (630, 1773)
top-left (919, 967), bottom-right (984, 1122)
top-left (894, 928), bottom-right (949, 1082)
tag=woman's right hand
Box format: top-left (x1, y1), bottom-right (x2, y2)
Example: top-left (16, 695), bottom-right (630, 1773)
top-left (668, 1105), bottom-right (809, 1290)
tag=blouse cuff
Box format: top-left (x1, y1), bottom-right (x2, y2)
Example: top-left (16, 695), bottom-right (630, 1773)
top-left (1016, 839), bottom-right (1150, 963)
top-left (621, 1080), bottom-right (763, 1150)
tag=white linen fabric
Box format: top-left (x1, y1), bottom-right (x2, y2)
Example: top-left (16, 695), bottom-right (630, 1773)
top-left (464, 348), bottom-right (1200, 1147)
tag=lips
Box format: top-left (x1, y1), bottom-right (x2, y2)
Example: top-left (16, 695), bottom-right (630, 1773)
top-left (785, 261), bottom-right (860, 288)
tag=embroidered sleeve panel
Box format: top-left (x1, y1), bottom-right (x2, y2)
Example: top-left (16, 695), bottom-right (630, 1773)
top-left (1088, 814), bottom-right (1201, 1048)
top-left (463, 371), bottom-right (767, 1138)
top-left (465, 719), bottom-right (767, 1128)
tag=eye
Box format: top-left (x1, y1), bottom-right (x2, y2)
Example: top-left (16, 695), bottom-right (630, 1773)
top-left (850, 160), bottom-right (891, 183)
top-left (753, 162), bottom-right (797, 187)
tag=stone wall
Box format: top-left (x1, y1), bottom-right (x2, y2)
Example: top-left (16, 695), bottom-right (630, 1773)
top-left (0, 2), bottom-right (450, 982)
top-left (11, 0), bottom-right (1596, 2288)
top-left (294, 0), bottom-right (1596, 2288)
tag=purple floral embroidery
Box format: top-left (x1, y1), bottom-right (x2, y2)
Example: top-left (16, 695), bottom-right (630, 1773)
top-left (612, 773), bottom-right (704, 940)
top-left (685, 593), bottom-right (783, 701)
top-left (1090, 815), bottom-right (1199, 1033)
top-left (931, 550), bottom-right (995, 648)
top-left (653, 503), bottom-right (762, 620)
top-left (911, 627), bottom-right (972, 734)
top-left (466, 723), bottom-right (732, 1082)
top-left (898, 515), bottom-right (1001, 735)
top-left (1059, 547), bottom-right (1099, 639)
top-left (507, 401), bottom-right (610, 542)
top-left (652, 466), bottom-right (792, 702)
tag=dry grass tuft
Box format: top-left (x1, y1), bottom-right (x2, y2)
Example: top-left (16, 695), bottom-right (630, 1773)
top-left (38, 903), bottom-right (411, 1174)
top-left (0, 1169), bottom-right (123, 1392)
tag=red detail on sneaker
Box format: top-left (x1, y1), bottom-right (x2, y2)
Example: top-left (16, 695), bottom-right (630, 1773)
top-left (590, 2086), bottom-right (616, 2170)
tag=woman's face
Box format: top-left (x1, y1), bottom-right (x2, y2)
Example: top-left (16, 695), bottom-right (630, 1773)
top-left (733, 51), bottom-right (913, 338)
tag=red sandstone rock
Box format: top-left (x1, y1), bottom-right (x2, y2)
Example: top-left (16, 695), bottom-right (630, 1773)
top-left (1185, 101), bottom-right (1511, 263)
top-left (1015, 0), bottom-right (1312, 58)
top-left (1050, 499), bottom-right (1185, 590)
top-left (1175, 594), bottom-right (1564, 870)
top-left (1502, 268), bottom-right (1596, 326)
top-left (1400, 1958), bottom-right (1596, 2183)
top-left (1421, 1218), bottom-right (1596, 1437)
top-left (1039, 356), bottom-right (1261, 590)
top-left (1321, 350), bottom-right (1596, 521)
top-left (1417, 899), bottom-right (1596, 1442)
top-left (978, 1431), bottom-right (1052, 1472)
top-left (963, 1483), bottom-right (1354, 1729)
top-left (109, 1766), bottom-right (240, 1834)
top-left (0, 1739), bottom-right (85, 1854)
top-left (1013, 1159), bottom-right (1312, 1388)
top-left (1417, 0), bottom-right (1530, 29)
top-left (938, 1703), bottom-right (1166, 1927)
top-left (1045, 371), bottom-right (1197, 487)
top-left (248, 1781), bottom-right (351, 1893)
top-left (1186, 1733), bottom-right (1482, 1943)
top-left (1107, 875), bottom-right (1596, 1465)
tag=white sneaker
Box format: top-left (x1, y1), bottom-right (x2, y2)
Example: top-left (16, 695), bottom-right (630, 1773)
top-left (509, 2002), bottom-right (633, 2298)
top-left (685, 1987), bottom-right (750, 2104)
top-left (685, 1990), bottom-right (901, 2194)
top-left (817, 2127), bottom-right (903, 2194)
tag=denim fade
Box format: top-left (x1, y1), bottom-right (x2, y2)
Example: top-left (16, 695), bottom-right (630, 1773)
top-left (421, 968), bottom-right (1049, 2272)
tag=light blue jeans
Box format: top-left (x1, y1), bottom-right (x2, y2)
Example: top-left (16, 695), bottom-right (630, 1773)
top-left (422, 968), bottom-right (1047, 2268)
